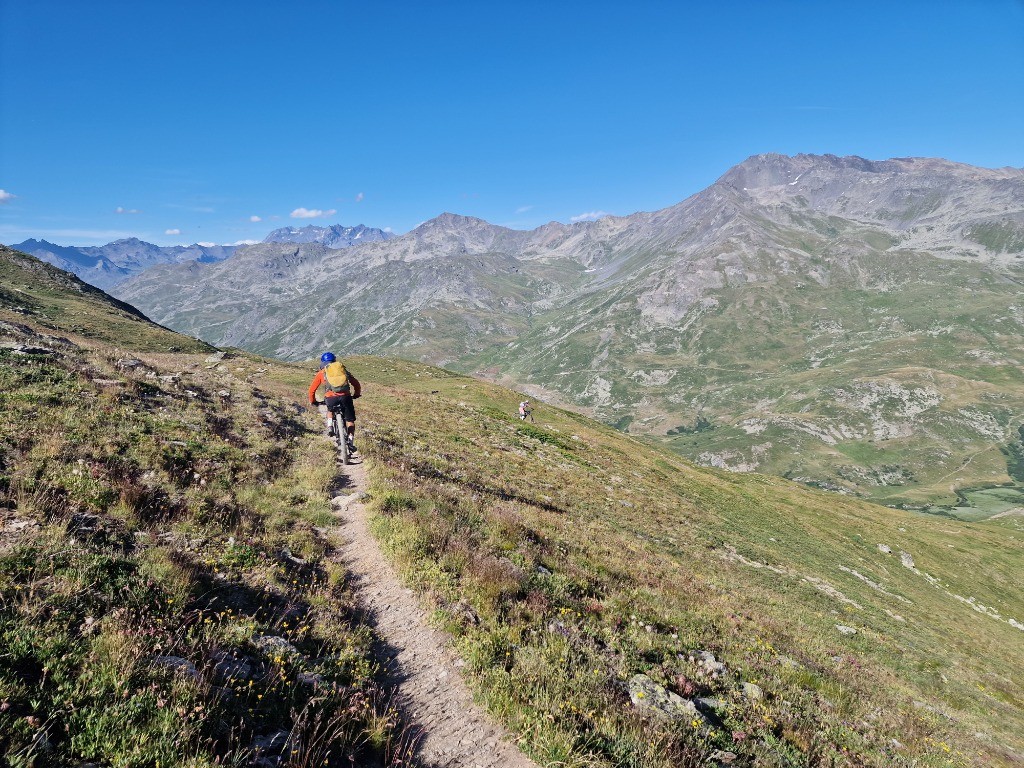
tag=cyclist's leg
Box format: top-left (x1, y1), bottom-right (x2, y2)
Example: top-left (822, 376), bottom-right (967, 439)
top-left (341, 397), bottom-right (357, 445)
top-left (318, 402), bottom-right (334, 434)
top-left (326, 397), bottom-right (347, 435)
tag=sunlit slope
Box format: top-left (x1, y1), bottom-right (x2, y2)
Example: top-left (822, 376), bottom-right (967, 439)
top-left (469, 243), bottom-right (1024, 514)
top-left (345, 356), bottom-right (1024, 767)
top-left (0, 255), bottom-right (413, 766)
top-left (0, 245), bottom-right (212, 353)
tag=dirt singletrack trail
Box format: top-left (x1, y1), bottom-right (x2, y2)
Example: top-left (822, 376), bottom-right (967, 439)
top-left (331, 456), bottom-right (541, 768)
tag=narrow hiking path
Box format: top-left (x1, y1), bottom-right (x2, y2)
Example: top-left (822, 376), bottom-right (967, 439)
top-left (330, 457), bottom-right (541, 768)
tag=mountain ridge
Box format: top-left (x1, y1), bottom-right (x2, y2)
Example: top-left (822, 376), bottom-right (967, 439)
top-left (7, 222), bottom-right (395, 291)
top-left (261, 222), bottom-right (395, 248)
top-left (112, 153), bottom-right (1024, 509)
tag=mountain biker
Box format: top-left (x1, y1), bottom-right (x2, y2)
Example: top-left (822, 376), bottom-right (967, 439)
top-left (519, 400), bottom-right (534, 422)
top-left (308, 352), bottom-right (362, 451)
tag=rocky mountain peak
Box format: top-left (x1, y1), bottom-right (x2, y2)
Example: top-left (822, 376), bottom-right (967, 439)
top-left (262, 223), bottom-right (394, 249)
top-left (413, 212), bottom-right (499, 233)
top-left (722, 152), bottom-right (1022, 193)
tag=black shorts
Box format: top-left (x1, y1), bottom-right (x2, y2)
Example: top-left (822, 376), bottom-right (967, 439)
top-left (325, 394), bottom-right (355, 423)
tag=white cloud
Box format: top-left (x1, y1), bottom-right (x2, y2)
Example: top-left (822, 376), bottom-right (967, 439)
top-left (115, 206), bottom-right (141, 214)
top-left (164, 228), bottom-right (181, 235)
top-left (291, 207), bottom-right (336, 219)
top-left (0, 189), bottom-right (15, 203)
top-left (570, 210), bottom-right (610, 223)
top-left (197, 241), bottom-right (217, 247)
top-left (383, 227), bottom-right (393, 233)
top-left (515, 205), bottom-right (533, 214)
top-left (250, 215), bottom-right (262, 222)
top-left (231, 239), bottom-right (259, 246)
top-left (355, 192), bottom-right (364, 203)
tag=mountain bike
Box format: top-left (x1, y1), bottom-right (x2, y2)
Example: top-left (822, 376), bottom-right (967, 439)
top-left (316, 399), bottom-right (354, 464)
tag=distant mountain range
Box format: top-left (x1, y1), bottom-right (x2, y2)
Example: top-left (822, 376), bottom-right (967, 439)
top-left (7, 224), bottom-right (393, 291)
top-left (8, 238), bottom-right (237, 291)
top-left (108, 154), bottom-right (1024, 511)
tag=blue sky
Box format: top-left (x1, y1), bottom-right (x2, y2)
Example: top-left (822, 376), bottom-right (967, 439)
top-left (1, 0), bottom-right (1022, 246)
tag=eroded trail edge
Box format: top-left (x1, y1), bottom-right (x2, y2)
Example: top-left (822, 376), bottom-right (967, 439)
top-left (331, 459), bottom-right (540, 768)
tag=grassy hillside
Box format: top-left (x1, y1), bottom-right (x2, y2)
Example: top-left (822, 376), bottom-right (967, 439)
top-left (342, 356), bottom-right (1024, 767)
top-left (471, 245), bottom-right (1024, 516)
top-left (0, 246), bottom-right (212, 354)
top-left (0, 259), bottom-right (415, 766)
top-left (3, 249), bottom-right (1023, 766)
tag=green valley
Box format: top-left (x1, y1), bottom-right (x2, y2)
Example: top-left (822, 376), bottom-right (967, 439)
top-left (5, 246), bottom-right (1022, 766)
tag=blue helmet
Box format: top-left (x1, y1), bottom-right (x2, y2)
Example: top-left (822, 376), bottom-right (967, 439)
top-left (320, 352), bottom-right (336, 364)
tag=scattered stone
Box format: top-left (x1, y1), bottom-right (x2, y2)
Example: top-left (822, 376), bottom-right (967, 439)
top-left (694, 696), bottom-right (727, 716)
top-left (878, 544), bottom-right (892, 554)
top-left (835, 625), bottom-right (858, 636)
top-left (254, 635), bottom-right (300, 659)
top-left (0, 320), bottom-right (34, 335)
top-left (536, 565), bottom-right (552, 576)
top-left (29, 728), bottom-right (55, 757)
top-left (295, 670), bottom-right (323, 687)
top-left (696, 650), bottom-right (727, 676)
top-left (451, 600), bottom-right (480, 626)
top-left (547, 620), bottom-right (570, 636)
top-left (211, 650), bottom-right (254, 682)
top-left (8, 344), bottom-right (55, 356)
top-left (709, 750), bottom-right (738, 765)
top-left (217, 389), bottom-right (231, 398)
top-left (280, 547), bottom-right (307, 565)
top-left (115, 358), bottom-right (144, 370)
top-left (900, 551), bottom-right (916, 569)
top-left (205, 351), bottom-right (227, 363)
top-left (741, 682), bottom-right (764, 701)
top-left (251, 729), bottom-right (290, 755)
top-left (3, 517), bottom-right (39, 534)
top-left (628, 674), bottom-right (706, 722)
top-left (152, 655), bottom-right (199, 679)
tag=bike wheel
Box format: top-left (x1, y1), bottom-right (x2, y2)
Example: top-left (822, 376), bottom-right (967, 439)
top-left (336, 413), bottom-right (349, 464)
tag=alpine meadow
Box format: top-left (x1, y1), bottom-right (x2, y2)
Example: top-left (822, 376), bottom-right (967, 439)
top-left (3, 151), bottom-right (1024, 768)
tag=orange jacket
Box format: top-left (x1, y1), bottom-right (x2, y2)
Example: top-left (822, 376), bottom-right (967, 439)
top-left (308, 368), bottom-right (361, 404)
